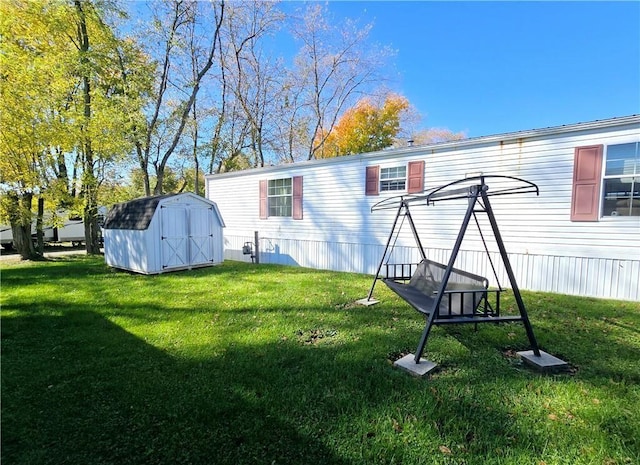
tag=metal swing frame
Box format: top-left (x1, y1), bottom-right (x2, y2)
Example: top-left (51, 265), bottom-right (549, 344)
top-left (366, 175), bottom-right (542, 364)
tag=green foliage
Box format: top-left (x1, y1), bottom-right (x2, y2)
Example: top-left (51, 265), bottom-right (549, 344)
top-left (125, 167), bottom-right (206, 200)
top-left (0, 0), bottom-right (153, 253)
top-left (0, 0), bottom-right (72, 193)
top-left (2, 257), bottom-right (639, 465)
top-left (0, 0), bottom-right (461, 203)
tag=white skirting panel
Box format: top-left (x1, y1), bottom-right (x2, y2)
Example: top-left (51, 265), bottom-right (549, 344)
top-left (222, 234), bottom-right (640, 301)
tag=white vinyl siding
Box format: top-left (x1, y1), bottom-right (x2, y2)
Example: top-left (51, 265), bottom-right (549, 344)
top-left (206, 116), bottom-right (640, 301)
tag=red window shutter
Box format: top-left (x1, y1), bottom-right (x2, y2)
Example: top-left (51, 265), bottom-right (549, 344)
top-left (292, 176), bottom-right (303, 220)
top-left (571, 145), bottom-right (603, 222)
top-left (407, 160), bottom-right (425, 194)
top-left (259, 180), bottom-right (268, 219)
top-left (365, 166), bottom-right (379, 195)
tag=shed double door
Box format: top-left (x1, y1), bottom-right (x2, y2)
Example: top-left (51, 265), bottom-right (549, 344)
top-left (160, 205), bottom-right (215, 270)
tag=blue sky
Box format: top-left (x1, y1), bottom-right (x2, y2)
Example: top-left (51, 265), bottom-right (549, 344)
top-left (317, 1), bottom-right (640, 138)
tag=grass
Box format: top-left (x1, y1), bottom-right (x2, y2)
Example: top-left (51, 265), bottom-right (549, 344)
top-left (1, 256), bottom-right (639, 465)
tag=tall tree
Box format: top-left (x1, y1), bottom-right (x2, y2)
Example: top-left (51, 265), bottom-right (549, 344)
top-left (186, 13), bottom-right (202, 195)
top-left (1, 0), bottom-right (149, 257)
top-left (123, 1), bottom-right (394, 173)
top-left (0, 0), bottom-right (75, 258)
top-left (73, 0), bottom-right (102, 253)
top-left (313, 93), bottom-right (466, 158)
top-left (131, 0), bottom-right (225, 195)
top-left (71, 0), bottom-right (148, 252)
top-left (290, 3), bottom-right (392, 161)
top-left (319, 94), bottom-right (410, 157)
top-left (269, 72), bottom-right (311, 164)
top-left (222, 1), bottom-right (284, 168)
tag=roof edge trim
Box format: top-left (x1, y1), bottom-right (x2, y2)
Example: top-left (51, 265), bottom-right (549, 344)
top-left (205, 114), bottom-right (640, 180)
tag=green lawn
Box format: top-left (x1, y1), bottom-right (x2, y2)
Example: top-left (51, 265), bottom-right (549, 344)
top-left (1, 256), bottom-right (639, 465)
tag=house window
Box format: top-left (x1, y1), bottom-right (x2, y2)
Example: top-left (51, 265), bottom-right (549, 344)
top-left (259, 176), bottom-right (303, 219)
top-left (602, 142), bottom-right (640, 217)
top-left (365, 161), bottom-right (424, 196)
top-left (380, 166), bottom-right (407, 192)
top-left (268, 178), bottom-right (292, 217)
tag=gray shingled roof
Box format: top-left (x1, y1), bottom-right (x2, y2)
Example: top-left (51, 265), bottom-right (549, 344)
top-left (103, 194), bottom-right (174, 230)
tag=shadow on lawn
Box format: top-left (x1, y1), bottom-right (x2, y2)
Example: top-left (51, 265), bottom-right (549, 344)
top-left (1, 311), bottom-right (350, 465)
top-left (3, 260), bottom-right (639, 464)
top-left (5, 307), bottom-right (634, 465)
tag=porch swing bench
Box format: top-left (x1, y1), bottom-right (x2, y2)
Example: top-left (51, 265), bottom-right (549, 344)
top-left (361, 175), bottom-right (569, 376)
top-left (382, 259), bottom-right (516, 324)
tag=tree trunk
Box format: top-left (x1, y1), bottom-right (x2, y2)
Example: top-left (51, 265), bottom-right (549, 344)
top-left (84, 200), bottom-right (100, 254)
top-left (7, 192), bottom-right (38, 260)
top-left (75, 0), bottom-right (101, 254)
top-left (192, 99), bottom-right (200, 195)
top-left (36, 196), bottom-right (45, 254)
top-left (153, 169), bottom-right (164, 195)
top-left (136, 142), bottom-right (151, 196)
top-left (56, 147), bottom-right (68, 190)
top-left (194, 143), bottom-right (200, 195)
top-left (154, 2), bottom-right (224, 195)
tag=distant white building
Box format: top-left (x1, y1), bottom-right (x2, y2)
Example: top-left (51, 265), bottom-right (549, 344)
top-left (205, 115), bottom-right (640, 301)
top-left (0, 207), bottom-right (108, 249)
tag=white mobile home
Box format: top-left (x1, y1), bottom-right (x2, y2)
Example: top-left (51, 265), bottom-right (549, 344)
top-left (0, 223), bottom-right (55, 249)
top-left (0, 207), bottom-right (108, 249)
top-left (103, 193), bottom-right (225, 274)
top-left (205, 116), bottom-right (640, 301)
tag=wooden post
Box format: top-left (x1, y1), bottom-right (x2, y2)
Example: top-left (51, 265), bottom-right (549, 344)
top-left (254, 231), bottom-right (260, 264)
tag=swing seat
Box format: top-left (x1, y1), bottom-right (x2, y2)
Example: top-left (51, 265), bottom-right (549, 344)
top-left (364, 176), bottom-right (560, 374)
top-left (383, 259), bottom-right (499, 320)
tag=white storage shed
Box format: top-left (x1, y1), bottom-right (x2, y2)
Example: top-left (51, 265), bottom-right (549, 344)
top-left (103, 193), bottom-right (225, 274)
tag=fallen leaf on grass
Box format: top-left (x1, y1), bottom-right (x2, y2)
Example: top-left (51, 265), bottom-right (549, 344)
top-left (439, 445), bottom-right (451, 454)
top-left (392, 419), bottom-right (403, 433)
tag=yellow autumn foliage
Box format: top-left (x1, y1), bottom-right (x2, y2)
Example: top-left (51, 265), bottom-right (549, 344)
top-left (317, 94), bottom-right (410, 158)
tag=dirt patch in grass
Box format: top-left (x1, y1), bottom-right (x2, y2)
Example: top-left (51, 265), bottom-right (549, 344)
top-left (295, 328), bottom-right (338, 345)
